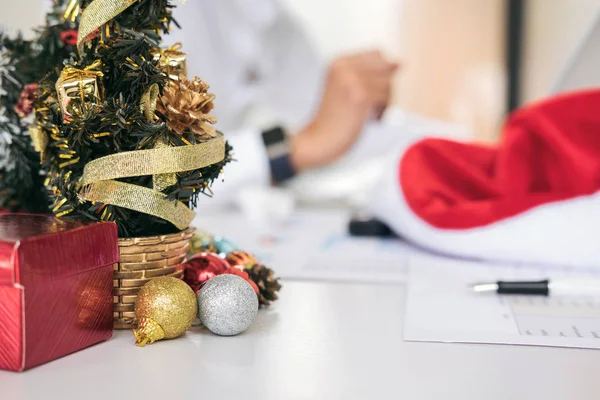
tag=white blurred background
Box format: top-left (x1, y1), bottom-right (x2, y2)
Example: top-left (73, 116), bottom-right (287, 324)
top-left (2, 0), bottom-right (600, 142)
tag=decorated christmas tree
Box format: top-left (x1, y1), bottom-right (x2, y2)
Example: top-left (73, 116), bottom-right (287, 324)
top-left (34, 0), bottom-right (232, 238)
top-left (0, 0), bottom-right (79, 212)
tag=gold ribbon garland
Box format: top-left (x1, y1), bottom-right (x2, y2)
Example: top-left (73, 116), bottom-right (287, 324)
top-left (79, 134), bottom-right (225, 229)
top-left (152, 140), bottom-right (179, 192)
top-left (77, 0), bottom-right (138, 54)
top-left (79, 180), bottom-right (196, 229)
top-left (81, 133), bottom-right (224, 186)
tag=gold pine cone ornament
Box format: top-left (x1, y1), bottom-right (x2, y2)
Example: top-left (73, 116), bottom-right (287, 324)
top-left (156, 76), bottom-right (217, 139)
top-left (133, 277), bottom-right (198, 346)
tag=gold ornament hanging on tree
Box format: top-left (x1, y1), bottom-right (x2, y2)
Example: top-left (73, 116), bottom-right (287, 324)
top-left (151, 42), bottom-right (188, 80)
top-left (156, 76), bottom-right (217, 139)
top-left (55, 60), bottom-right (104, 121)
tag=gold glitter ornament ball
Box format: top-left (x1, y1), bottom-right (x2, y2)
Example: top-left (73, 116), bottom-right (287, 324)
top-left (133, 277), bottom-right (198, 346)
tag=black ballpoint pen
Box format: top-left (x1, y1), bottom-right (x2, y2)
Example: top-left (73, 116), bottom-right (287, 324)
top-left (471, 279), bottom-right (600, 296)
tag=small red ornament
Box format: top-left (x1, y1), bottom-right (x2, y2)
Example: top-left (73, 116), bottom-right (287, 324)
top-left (183, 253), bottom-right (229, 293)
top-left (60, 30), bottom-right (78, 46)
top-left (183, 253), bottom-right (258, 294)
top-left (225, 251), bottom-right (259, 271)
top-left (14, 83), bottom-right (39, 118)
top-left (226, 268), bottom-right (259, 293)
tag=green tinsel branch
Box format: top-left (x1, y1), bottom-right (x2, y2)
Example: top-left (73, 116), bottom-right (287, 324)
top-left (0, 0), bottom-right (79, 212)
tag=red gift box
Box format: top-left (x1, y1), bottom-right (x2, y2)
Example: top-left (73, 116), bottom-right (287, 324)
top-left (0, 215), bottom-right (117, 372)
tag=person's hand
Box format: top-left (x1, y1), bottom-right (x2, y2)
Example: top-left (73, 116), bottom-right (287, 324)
top-left (290, 51), bottom-right (399, 172)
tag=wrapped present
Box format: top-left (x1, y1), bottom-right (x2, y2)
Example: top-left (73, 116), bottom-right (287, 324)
top-left (151, 42), bottom-right (188, 80)
top-left (0, 215), bottom-right (117, 372)
top-left (55, 61), bottom-right (104, 121)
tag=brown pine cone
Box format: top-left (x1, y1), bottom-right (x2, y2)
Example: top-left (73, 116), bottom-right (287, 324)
top-left (246, 263), bottom-right (282, 306)
top-left (156, 76), bottom-right (217, 139)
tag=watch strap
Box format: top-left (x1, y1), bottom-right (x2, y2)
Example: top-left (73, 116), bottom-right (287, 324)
top-left (261, 126), bottom-right (296, 184)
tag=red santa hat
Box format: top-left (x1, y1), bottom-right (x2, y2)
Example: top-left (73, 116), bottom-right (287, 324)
top-left (370, 89), bottom-right (600, 267)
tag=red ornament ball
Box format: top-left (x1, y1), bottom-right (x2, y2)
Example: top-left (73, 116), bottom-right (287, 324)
top-left (183, 253), bottom-right (258, 294)
top-left (60, 30), bottom-right (78, 45)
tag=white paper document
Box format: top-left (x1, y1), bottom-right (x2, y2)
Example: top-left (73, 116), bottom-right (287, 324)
top-left (404, 255), bottom-right (600, 349)
top-left (194, 209), bottom-right (414, 283)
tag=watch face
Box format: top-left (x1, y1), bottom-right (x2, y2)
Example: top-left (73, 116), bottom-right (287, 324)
top-left (262, 126), bottom-right (286, 146)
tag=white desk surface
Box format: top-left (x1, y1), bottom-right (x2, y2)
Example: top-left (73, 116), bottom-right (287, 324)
top-left (2, 280), bottom-right (600, 400)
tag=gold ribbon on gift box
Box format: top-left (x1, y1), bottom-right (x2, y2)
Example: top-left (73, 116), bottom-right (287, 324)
top-left (79, 133), bottom-right (225, 230)
top-left (151, 42), bottom-right (188, 80)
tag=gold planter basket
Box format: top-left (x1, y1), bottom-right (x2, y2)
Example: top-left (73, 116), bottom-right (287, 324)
top-left (113, 228), bottom-right (195, 329)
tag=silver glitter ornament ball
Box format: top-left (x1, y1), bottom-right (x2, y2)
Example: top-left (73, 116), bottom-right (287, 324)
top-left (198, 274), bottom-right (259, 336)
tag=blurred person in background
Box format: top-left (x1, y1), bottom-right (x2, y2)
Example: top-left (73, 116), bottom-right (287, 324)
top-left (168, 0), bottom-right (398, 204)
top-left (171, 0), bottom-right (600, 269)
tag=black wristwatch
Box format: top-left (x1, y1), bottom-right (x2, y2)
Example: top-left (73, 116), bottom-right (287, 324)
top-left (261, 126), bottom-right (297, 184)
